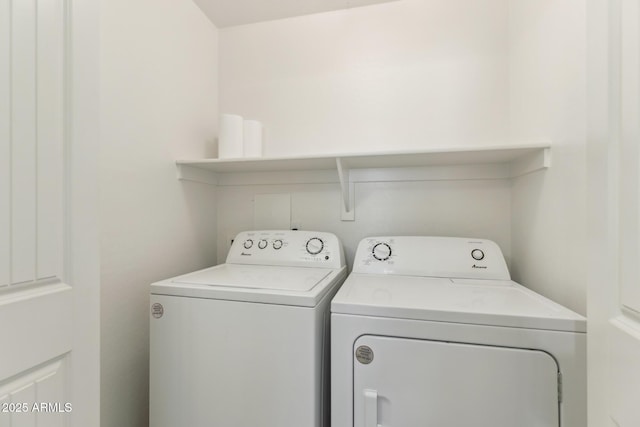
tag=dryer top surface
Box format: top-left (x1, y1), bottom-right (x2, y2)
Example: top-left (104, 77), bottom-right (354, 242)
top-left (331, 274), bottom-right (586, 332)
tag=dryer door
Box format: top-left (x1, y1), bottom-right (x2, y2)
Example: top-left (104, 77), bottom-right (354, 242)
top-left (353, 335), bottom-right (559, 427)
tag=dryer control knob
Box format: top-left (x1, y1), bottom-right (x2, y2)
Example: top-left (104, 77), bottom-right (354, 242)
top-left (258, 239), bottom-right (268, 249)
top-left (273, 240), bottom-right (283, 250)
top-left (306, 237), bottom-right (324, 255)
top-left (372, 243), bottom-right (392, 261)
top-left (471, 249), bottom-right (485, 261)
top-left (243, 239), bottom-right (254, 249)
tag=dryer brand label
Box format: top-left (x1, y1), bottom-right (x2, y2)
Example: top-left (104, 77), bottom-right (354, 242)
top-left (151, 303), bottom-right (164, 319)
top-left (355, 346), bottom-right (374, 365)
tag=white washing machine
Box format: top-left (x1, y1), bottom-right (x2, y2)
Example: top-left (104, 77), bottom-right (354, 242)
top-left (331, 236), bottom-right (586, 427)
top-left (150, 230), bottom-right (346, 427)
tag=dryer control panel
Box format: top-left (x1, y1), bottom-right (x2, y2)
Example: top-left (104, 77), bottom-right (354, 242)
top-left (227, 230), bottom-right (346, 269)
top-left (353, 236), bottom-right (510, 280)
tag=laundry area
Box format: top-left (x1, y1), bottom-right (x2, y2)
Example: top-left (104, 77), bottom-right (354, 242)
top-left (0, 0), bottom-right (638, 426)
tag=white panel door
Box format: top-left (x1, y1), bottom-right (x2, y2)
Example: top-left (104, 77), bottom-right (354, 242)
top-left (353, 335), bottom-right (559, 427)
top-left (606, 1), bottom-right (640, 426)
top-left (587, 0), bottom-right (640, 425)
top-left (619, 0), bottom-right (640, 316)
top-left (0, 0), bottom-right (98, 425)
top-left (10, 0), bottom-right (38, 285)
top-left (0, 0), bottom-right (11, 288)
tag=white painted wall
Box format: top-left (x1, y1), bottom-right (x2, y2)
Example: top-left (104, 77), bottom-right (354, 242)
top-left (508, 0), bottom-right (587, 314)
top-left (217, 0), bottom-right (588, 319)
top-left (217, 180), bottom-right (512, 269)
top-left (99, 0), bottom-right (219, 426)
top-left (219, 0), bottom-right (510, 157)
top-left (217, 0), bottom-right (513, 270)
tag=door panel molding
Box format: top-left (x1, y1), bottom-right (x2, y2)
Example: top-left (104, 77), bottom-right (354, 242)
top-left (0, 356), bottom-right (68, 427)
top-left (10, 0), bottom-right (38, 285)
top-left (1, 0), bottom-right (66, 289)
top-left (0, 0), bottom-right (10, 288)
top-left (0, 283), bottom-right (72, 381)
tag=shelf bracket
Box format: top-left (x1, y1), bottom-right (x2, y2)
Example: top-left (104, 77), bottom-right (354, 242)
top-left (336, 158), bottom-right (355, 221)
top-left (509, 147), bottom-right (552, 178)
top-left (176, 164), bottom-right (218, 185)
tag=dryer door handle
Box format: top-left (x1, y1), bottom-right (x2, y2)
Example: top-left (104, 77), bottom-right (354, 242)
top-left (363, 389), bottom-right (382, 427)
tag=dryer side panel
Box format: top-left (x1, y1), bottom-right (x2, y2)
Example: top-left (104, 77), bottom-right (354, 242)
top-left (353, 335), bottom-right (559, 427)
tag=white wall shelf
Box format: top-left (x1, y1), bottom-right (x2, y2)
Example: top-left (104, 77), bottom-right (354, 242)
top-left (176, 143), bottom-right (551, 221)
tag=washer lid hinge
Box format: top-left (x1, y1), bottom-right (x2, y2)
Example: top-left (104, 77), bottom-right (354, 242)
top-left (557, 372), bottom-right (563, 403)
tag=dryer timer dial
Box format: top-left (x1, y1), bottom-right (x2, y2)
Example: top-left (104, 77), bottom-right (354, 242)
top-left (471, 249), bottom-right (485, 261)
top-left (372, 243), bottom-right (392, 261)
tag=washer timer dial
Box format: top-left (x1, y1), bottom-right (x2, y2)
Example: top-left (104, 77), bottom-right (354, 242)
top-left (305, 237), bottom-right (324, 255)
top-left (372, 243), bottom-right (392, 261)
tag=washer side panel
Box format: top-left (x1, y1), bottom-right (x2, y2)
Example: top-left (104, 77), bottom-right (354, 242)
top-left (150, 295), bottom-right (320, 427)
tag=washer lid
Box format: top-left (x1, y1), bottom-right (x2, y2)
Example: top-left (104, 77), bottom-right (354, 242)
top-left (331, 274), bottom-right (586, 333)
top-left (151, 264), bottom-right (346, 307)
top-left (173, 264), bottom-right (332, 291)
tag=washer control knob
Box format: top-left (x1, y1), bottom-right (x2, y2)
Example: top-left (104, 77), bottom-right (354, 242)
top-left (258, 239), bottom-right (268, 249)
top-left (243, 239), bottom-right (254, 249)
top-left (306, 237), bottom-right (324, 255)
top-left (273, 240), bottom-right (283, 250)
top-left (372, 243), bottom-right (392, 261)
top-left (471, 249), bottom-right (485, 261)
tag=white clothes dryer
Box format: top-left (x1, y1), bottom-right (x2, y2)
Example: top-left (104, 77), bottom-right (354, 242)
top-left (150, 230), bottom-right (346, 427)
top-left (331, 236), bottom-right (586, 427)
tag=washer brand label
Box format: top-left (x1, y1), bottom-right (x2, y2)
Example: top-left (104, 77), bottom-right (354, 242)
top-left (151, 303), bottom-right (164, 319)
top-left (240, 252), bottom-right (251, 256)
top-left (355, 346), bottom-right (374, 365)
top-left (472, 264), bottom-right (487, 269)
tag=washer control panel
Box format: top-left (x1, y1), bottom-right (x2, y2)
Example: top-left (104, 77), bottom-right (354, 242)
top-left (353, 236), bottom-right (510, 280)
top-left (227, 230), bottom-right (345, 268)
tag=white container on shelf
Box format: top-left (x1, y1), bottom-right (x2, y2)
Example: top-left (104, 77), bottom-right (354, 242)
top-left (243, 120), bottom-right (263, 157)
top-left (218, 114), bottom-right (244, 159)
